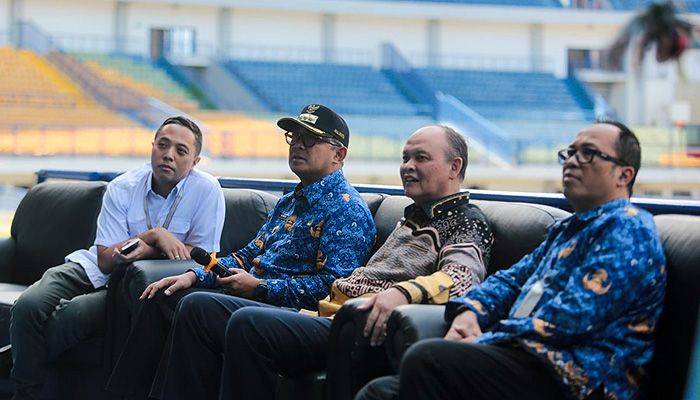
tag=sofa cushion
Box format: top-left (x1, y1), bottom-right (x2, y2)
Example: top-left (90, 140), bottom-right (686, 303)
top-left (472, 200), bottom-right (570, 275)
top-left (10, 181), bottom-right (107, 286)
top-left (648, 214), bottom-right (700, 399)
top-left (219, 189), bottom-right (279, 256)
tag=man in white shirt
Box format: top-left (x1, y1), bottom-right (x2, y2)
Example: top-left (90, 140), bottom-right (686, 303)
top-left (9, 116), bottom-right (226, 400)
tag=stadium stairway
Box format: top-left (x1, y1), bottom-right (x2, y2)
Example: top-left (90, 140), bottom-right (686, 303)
top-left (71, 52), bottom-right (199, 112)
top-left (167, 60), bottom-right (268, 113)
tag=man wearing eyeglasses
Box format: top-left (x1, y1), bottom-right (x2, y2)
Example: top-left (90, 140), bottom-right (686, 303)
top-left (105, 104), bottom-right (376, 399)
top-left (357, 121), bottom-right (667, 400)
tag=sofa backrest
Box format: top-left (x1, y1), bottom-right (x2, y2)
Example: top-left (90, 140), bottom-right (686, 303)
top-left (472, 200), bottom-right (571, 276)
top-left (10, 181), bottom-right (107, 285)
top-left (219, 188), bottom-right (279, 255)
top-left (367, 196), bottom-right (571, 275)
top-left (648, 214), bottom-right (700, 399)
top-left (370, 196), bottom-right (413, 253)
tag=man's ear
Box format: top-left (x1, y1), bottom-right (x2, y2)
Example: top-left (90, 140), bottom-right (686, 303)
top-left (335, 147), bottom-right (348, 163)
top-left (617, 165), bottom-right (634, 188)
top-left (449, 157), bottom-right (463, 180)
top-left (192, 155), bottom-right (201, 167)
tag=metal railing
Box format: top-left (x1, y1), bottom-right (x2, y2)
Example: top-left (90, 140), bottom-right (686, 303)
top-left (35, 170), bottom-right (700, 216)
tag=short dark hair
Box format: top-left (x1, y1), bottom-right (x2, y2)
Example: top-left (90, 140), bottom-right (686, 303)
top-left (440, 125), bottom-right (469, 181)
top-left (596, 120), bottom-right (641, 195)
top-left (156, 116), bottom-right (203, 156)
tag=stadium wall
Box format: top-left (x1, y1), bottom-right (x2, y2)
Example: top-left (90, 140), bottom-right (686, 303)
top-left (5, 0), bottom-right (631, 77)
top-left (230, 8), bottom-right (324, 58)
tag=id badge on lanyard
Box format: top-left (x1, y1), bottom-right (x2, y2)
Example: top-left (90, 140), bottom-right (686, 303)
top-left (143, 177), bottom-right (185, 230)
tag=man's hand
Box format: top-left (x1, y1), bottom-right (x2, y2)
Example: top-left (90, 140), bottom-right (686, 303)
top-left (143, 227), bottom-right (190, 260)
top-left (140, 272), bottom-right (196, 300)
top-left (357, 288), bottom-right (409, 347)
top-left (111, 238), bottom-right (147, 265)
top-left (444, 310), bottom-right (483, 343)
top-left (217, 268), bottom-right (259, 299)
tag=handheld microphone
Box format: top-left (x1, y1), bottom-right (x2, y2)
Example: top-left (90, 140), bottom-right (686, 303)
top-left (190, 247), bottom-right (233, 277)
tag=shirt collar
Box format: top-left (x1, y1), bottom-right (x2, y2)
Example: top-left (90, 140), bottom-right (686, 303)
top-left (294, 169), bottom-right (345, 206)
top-left (146, 168), bottom-right (188, 199)
top-left (407, 191), bottom-right (471, 219)
top-left (570, 197), bottom-right (631, 223)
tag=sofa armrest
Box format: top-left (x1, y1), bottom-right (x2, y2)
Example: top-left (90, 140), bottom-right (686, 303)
top-left (325, 298), bottom-right (392, 400)
top-left (0, 237), bottom-right (16, 282)
top-left (106, 259), bottom-right (197, 315)
top-left (128, 259), bottom-right (198, 287)
top-left (385, 304), bottom-right (449, 370)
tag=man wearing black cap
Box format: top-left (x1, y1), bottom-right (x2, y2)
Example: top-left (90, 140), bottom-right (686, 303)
top-left (106, 104), bottom-right (376, 400)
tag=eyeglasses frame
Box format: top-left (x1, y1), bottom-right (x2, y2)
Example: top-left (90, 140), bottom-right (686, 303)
top-left (557, 147), bottom-right (629, 167)
top-left (284, 131), bottom-right (343, 148)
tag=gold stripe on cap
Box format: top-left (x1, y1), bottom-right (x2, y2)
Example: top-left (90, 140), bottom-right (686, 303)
top-left (299, 113), bottom-right (319, 124)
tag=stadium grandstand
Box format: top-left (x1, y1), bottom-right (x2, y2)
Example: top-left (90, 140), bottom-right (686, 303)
top-left (0, 0), bottom-right (698, 188)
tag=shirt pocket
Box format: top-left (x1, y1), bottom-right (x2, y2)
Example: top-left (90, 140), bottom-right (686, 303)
top-left (127, 217), bottom-right (148, 237)
top-left (167, 217), bottom-right (191, 242)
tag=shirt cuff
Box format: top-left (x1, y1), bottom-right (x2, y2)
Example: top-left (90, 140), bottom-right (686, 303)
top-left (188, 267), bottom-right (216, 288)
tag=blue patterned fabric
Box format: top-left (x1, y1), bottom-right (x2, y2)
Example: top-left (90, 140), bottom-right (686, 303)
top-left (191, 169), bottom-right (376, 310)
top-left (446, 198), bottom-right (667, 399)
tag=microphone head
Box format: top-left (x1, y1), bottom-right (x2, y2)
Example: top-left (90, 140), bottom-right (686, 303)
top-left (190, 247), bottom-right (212, 266)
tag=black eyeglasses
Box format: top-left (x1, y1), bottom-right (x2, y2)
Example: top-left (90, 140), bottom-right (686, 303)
top-left (557, 147), bottom-right (629, 166)
top-left (284, 131), bottom-right (339, 148)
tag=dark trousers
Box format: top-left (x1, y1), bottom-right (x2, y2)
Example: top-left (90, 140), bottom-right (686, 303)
top-left (10, 262), bottom-right (105, 398)
top-left (105, 287), bottom-right (205, 399)
top-left (152, 292), bottom-right (332, 400)
top-left (356, 339), bottom-right (579, 400)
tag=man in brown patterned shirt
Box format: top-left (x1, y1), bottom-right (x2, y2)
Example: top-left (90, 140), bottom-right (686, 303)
top-left (152, 125), bottom-right (494, 400)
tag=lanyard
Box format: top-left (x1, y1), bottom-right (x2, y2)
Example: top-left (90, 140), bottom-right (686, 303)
top-left (143, 175), bottom-right (186, 230)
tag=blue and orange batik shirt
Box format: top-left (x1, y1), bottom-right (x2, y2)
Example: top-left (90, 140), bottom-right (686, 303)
top-left (191, 169), bottom-right (376, 310)
top-left (447, 198), bottom-right (666, 400)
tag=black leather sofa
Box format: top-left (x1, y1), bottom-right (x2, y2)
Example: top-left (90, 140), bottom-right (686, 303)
top-left (378, 214), bottom-right (700, 400)
top-left (0, 180), bottom-right (697, 399)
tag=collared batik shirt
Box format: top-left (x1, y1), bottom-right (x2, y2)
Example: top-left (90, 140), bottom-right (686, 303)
top-left (447, 198), bottom-right (666, 400)
top-left (191, 169), bottom-right (376, 310)
top-left (316, 192), bottom-right (493, 317)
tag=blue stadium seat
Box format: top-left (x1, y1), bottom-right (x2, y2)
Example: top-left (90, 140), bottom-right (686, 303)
top-left (224, 60), bottom-right (424, 117)
top-left (417, 67), bottom-right (594, 122)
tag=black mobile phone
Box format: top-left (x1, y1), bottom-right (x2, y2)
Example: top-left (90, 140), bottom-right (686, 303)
top-left (120, 238), bottom-right (140, 255)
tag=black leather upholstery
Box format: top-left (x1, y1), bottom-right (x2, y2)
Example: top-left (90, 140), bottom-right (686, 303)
top-left (472, 200), bottom-right (570, 275)
top-left (370, 195), bottom-right (412, 253)
top-left (648, 214), bottom-right (700, 399)
top-left (219, 189), bottom-right (279, 256)
top-left (0, 181), bottom-right (107, 349)
top-left (8, 181), bottom-right (107, 285)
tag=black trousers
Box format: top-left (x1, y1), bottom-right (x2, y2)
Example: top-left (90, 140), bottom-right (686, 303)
top-left (152, 292), bottom-right (333, 400)
top-left (105, 287), bottom-right (208, 399)
top-left (356, 339), bottom-right (585, 400)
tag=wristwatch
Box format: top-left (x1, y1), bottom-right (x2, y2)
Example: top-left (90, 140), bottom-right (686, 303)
top-left (253, 279), bottom-right (269, 302)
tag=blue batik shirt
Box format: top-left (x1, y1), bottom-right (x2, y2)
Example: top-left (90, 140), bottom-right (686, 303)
top-left (191, 169), bottom-right (376, 310)
top-left (447, 198), bottom-right (666, 400)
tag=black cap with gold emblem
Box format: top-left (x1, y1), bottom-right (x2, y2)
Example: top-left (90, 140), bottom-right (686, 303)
top-left (277, 104), bottom-right (350, 147)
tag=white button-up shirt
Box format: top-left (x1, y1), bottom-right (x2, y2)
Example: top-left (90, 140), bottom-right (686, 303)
top-left (67, 164), bottom-right (225, 288)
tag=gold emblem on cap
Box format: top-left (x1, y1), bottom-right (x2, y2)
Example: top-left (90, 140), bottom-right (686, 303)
top-left (306, 104), bottom-right (320, 113)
